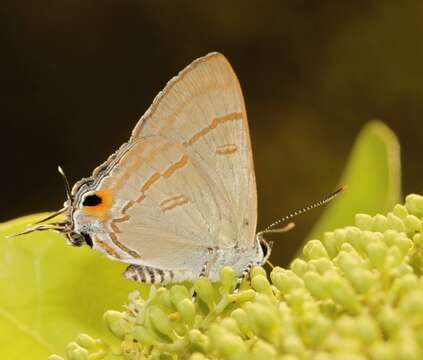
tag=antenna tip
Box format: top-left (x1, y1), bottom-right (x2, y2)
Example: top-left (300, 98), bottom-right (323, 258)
top-left (57, 165), bottom-right (64, 174)
top-left (341, 184), bottom-right (348, 192)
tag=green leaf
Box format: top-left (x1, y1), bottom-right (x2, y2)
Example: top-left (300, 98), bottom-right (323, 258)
top-left (307, 120), bottom-right (401, 240)
top-left (0, 214), bottom-right (148, 360)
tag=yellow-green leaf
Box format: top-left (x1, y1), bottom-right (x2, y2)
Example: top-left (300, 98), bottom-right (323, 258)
top-left (0, 214), bottom-right (147, 360)
top-left (308, 121), bottom-right (401, 240)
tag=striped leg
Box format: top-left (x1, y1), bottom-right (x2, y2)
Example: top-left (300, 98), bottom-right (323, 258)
top-left (124, 264), bottom-right (174, 284)
top-left (234, 262), bottom-right (257, 291)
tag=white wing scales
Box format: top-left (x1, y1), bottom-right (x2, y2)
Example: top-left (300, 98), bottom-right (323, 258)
top-left (82, 53), bottom-right (257, 270)
top-left (131, 53), bottom-right (257, 248)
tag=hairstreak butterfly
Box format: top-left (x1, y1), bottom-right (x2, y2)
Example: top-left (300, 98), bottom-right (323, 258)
top-left (15, 53), bottom-right (344, 284)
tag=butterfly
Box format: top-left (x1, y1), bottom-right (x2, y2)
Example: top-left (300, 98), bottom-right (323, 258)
top-left (16, 52), bottom-right (344, 284)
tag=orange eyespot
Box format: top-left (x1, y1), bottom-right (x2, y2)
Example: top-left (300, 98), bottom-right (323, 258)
top-left (82, 189), bottom-right (113, 217)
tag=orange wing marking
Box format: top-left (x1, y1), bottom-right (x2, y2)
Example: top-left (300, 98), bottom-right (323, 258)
top-left (96, 239), bottom-right (121, 258)
top-left (141, 172), bottom-right (161, 192)
top-left (163, 155), bottom-right (189, 178)
top-left (216, 144), bottom-right (238, 155)
top-left (160, 195), bottom-right (189, 212)
top-left (109, 215), bottom-right (141, 258)
top-left (184, 112), bottom-right (243, 147)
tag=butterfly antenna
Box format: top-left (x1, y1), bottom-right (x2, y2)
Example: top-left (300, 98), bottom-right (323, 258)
top-left (58, 165), bottom-right (72, 203)
top-left (259, 185), bottom-right (347, 235)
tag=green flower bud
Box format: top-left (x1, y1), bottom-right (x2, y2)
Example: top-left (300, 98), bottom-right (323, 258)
top-left (133, 325), bottom-right (156, 346)
top-left (194, 278), bottom-right (216, 309)
top-left (345, 227), bottom-right (366, 254)
top-left (335, 315), bottom-right (356, 337)
top-left (156, 287), bottom-right (172, 309)
top-left (322, 231), bottom-right (338, 258)
top-left (177, 298), bottom-right (196, 326)
top-left (387, 213), bottom-right (406, 233)
top-left (149, 306), bottom-right (173, 338)
top-left (219, 266), bottom-right (236, 294)
top-left (366, 239), bottom-right (387, 269)
top-left (75, 334), bottom-right (97, 350)
top-left (325, 273), bottom-right (359, 312)
top-left (303, 240), bottom-right (328, 260)
top-left (103, 310), bottom-right (132, 339)
top-left (282, 335), bottom-right (306, 357)
top-left (355, 214), bottom-right (373, 230)
top-left (231, 308), bottom-right (253, 337)
top-left (393, 204), bottom-right (409, 218)
top-left (307, 258), bottom-right (334, 274)
top-left (373, 214), bottom-right (389, 232)
top-left (250, 266), bottom-right (267, 279)
top-left (336, 250), bottom-right (362, 274)
top-left (322, 231), bottom-right (339, 258)
top-left (303, 271), bottom-right (328, 300)
top-left (334, 229), bottom-right (347, 250)
top-left (404, 214), bottom-right (421, 233)
top-left (270, 269), bottom-right (303, 294)
top-left (251, 339), bottom-right (277, 360)
top-left (355, 316), bottom-right (380, 344)
top-left (306, 314), bottom-right (331, 347)
top-left (66, 342), bottom-right (89, 360)
top-left (170, 285), bottom-right (190, 308)
top-left (399, 289), bottom-right (423, 317)
top-left (189, 329), bottom-right (210, 350)
top-left (243, 302), bottom-right (280, 344)
top-left (284, 288), bottom-right (313, 315)
top-left (413, 233), bottom-right (423, 246)
top-left (377, 306), bottom-right (401, 336)
top-left (208, 325), bottom-right (247, 359)
top-left (385, 246), bottom-right (403, 268)
top-left (394, 233), bottom-right (413, 255)
top-left (347, 268), bottom-right (375, 293)
top-left (220, 318), bottom-right (242, 336)
top-left (405, 194), bottom-right (423, 216)
top-left (228, 289), bottom-right (256, 303)
top-left (290, 259), bottom-right (308, 277)
top-left (251, 274), bottom-right (274, 299)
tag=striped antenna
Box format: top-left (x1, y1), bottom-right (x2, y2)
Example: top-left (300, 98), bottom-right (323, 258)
top-left (260, 185), bottom-right (347, 234)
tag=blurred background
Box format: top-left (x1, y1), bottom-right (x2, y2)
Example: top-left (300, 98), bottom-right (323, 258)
top-left (1, 1), bottom-right (423, 265)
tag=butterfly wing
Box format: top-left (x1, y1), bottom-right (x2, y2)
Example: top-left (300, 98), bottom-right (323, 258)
top-left (131, 52), bottom-right (257, 248)
top-left (77, 135), bottom-right (230, 271)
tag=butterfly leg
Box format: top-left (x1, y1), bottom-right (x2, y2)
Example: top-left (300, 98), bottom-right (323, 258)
top-left (123, 264), bottom-right (174, 284)
top-left (192, 248), bottom-right (218, 300)
top-left (234, 261), bottom-right (261, 292)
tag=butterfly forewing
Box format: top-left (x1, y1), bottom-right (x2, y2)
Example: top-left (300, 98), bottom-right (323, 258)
top-left (131, 52), bottom-right (257, 248)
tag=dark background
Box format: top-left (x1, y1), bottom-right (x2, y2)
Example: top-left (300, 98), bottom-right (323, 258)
top-left (2, 1), bottom-right (423, 265)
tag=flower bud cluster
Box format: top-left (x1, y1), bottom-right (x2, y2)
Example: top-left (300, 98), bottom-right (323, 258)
top-left (51, 194), bottom-right (423, 360)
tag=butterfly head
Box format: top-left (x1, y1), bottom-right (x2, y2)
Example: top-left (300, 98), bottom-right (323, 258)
top-left (8, 167), bottom-right (94, 248)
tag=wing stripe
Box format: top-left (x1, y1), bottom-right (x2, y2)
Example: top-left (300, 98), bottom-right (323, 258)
top-left (96, 239), bottom-right (121, 258)
top-left (183, 112), bottom-right (243, 147)
top-left (216, 144), bottom-right (238, 155)
top-left (163, 155), bottom-right (189, 178)
top-left (109, 215), bottom-right (142, 258)
top-left (160, 195), bottom-right (189, 212)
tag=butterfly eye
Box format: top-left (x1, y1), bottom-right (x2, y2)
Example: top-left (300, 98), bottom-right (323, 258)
top-left (82, 193), bottom-right (102, 206)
